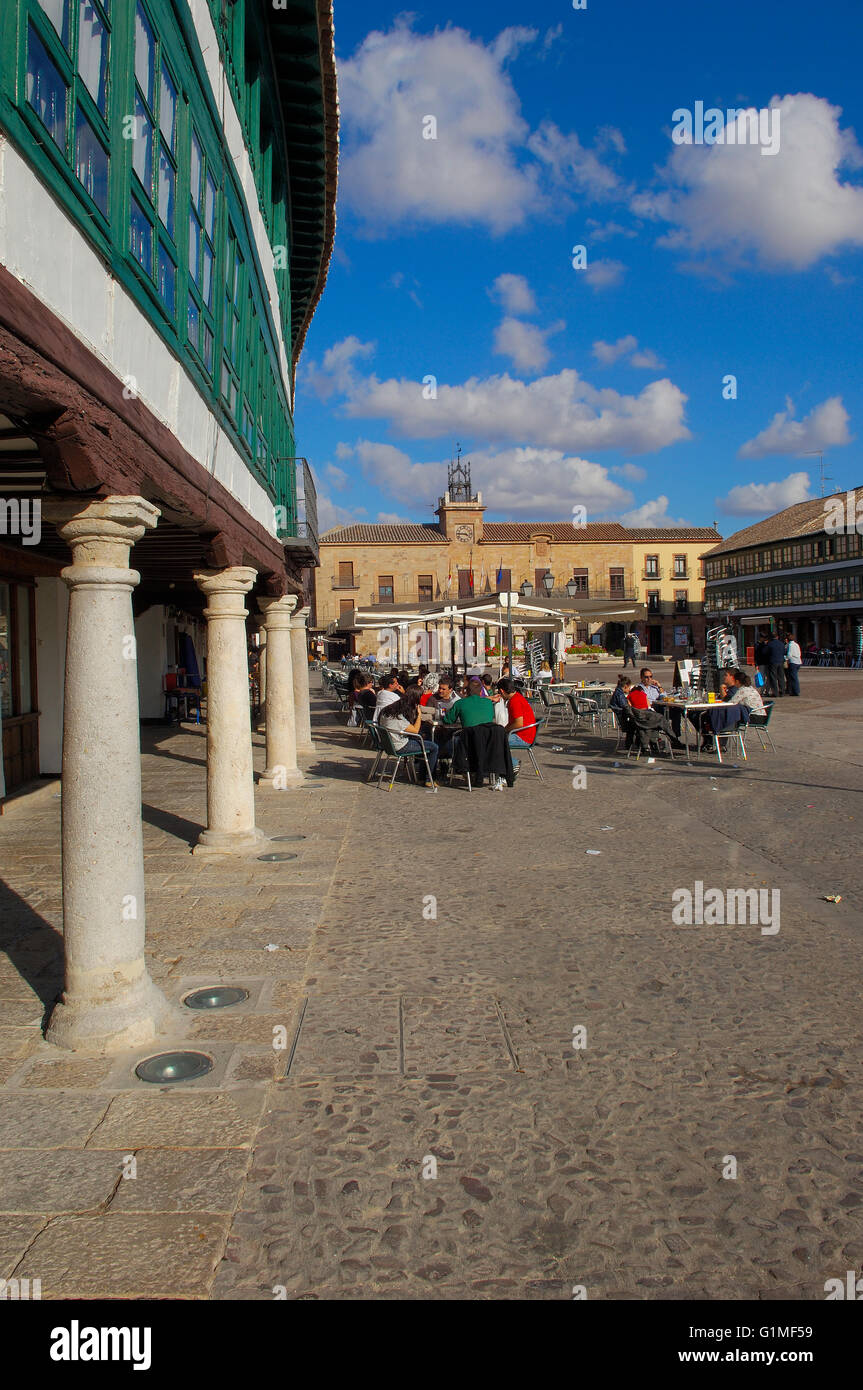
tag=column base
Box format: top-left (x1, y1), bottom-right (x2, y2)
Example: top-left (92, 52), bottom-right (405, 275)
top-left (46, 972), bottom-right (176, 1055)
top-left (193, 826), bottom-right (269, 856)
top-left (259, 766), bottom-right (305, 788)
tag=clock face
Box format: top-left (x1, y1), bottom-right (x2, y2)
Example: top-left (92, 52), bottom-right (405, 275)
top-left (454, 523), bottom-right (474, 543)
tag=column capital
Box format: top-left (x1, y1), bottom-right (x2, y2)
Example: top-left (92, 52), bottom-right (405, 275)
top-left (258, 593), bottom-right (299, 631)
top-left (194, 566), bottom-right (258, 599)
top-left (291, 605), bottom-right (311, 628)
top-left (45, 495), bottom-right (160, 571)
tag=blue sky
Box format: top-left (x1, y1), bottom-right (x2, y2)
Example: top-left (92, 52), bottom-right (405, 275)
top-left (295, 0), bottom-right (863, 537)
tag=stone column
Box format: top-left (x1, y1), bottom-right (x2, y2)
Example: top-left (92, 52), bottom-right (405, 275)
top-left (44, 496), bottom-right (173, 1053)
top-left (258, 594), bottom-right (303, 787)
top-left (290, 605), bottom-right (315, 755)
top-left (255, 626), bottom-right (267, 732)
top-left (194, 567), bottom-right (266, 854)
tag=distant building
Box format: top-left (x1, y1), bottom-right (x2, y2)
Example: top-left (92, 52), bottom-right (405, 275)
top-left (703, 488), bottom-right (863, 657)
top-left (315, 460), bottom-right (720, 659)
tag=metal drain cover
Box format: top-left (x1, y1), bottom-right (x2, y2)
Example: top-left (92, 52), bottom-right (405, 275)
top-left (183, 986), bottom-right (249, 1011)
top-left (135, 1051), bottom-right (213, 1083)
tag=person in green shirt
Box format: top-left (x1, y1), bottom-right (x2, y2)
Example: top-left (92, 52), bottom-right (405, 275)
top-left (442, 677), bottom-right (496, 728)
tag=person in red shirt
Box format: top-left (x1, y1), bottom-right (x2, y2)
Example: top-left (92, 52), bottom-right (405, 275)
top-left (498, 678), bottom-right (536, 776)
top-left (627, 686), bottom-right (649, 710)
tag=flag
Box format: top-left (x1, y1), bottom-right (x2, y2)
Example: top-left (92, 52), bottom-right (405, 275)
top-left (469, 551), bottom-right (474, 595)
top-left (496, 558), bottom-right (503, 590)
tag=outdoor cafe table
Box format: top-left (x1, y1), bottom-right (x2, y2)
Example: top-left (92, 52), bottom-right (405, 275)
top-left (655, 698), bottom-right (719, 762)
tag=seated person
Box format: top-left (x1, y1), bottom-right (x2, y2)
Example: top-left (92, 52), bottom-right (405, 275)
top-left (481, 672), bottom-right (495, 698)
top-left (350, 674), bottom-right (377, 720)
top-left (723, 668), bottom-right (765, 715)
top-left (442, 676), bottom-right (496, 730)
top-left (611, 675), bottom-right (632, 711)
top-left (379, 689), bottom-right (439, 781)
top-left (537, 661), bottom-right (553, 684)
top-left (627, 683), bottom-right (650, 710)
top-left (373, 672), bottom-right (403, 722)
top-left (497, 676), bottom-right (536, 773)
top-left (431, 675), bottom-right (459, 712)
top-left (634, 667), bottom-right (664, 705)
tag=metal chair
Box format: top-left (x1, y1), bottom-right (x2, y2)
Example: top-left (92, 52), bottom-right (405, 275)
top-left (376, 724), bottom-right (437, 791)
top-left (539, 686), bottom-right (567, 727)
top-left (744, 701), bottom-right (776, 753)
top-left (706, 707), bottom-right (749, 764)
top-left (363, 720), bottom-right (386, 783)
top-left (508, 718), bottom-right (546, 782)
top-left (566, 691), bottom-right (601, 735)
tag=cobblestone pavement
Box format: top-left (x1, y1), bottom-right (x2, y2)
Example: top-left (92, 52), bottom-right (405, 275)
top-left (0, 667), bottom-right (861, 1300)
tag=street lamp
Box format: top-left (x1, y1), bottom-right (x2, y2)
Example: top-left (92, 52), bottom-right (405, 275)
top-left (542, 570), bottom-right (555, 595)
top-left (520, 580), bottom-right (533, 597)
top-left (566, 578), bottom-right (578, 598)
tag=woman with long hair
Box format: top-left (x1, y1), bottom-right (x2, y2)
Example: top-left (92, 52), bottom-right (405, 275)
top-left (378, 686), bottom-right (439, 784)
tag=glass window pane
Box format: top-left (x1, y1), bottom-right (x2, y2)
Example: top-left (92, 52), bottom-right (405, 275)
top-left (134, 2), bottom-right (154, 109)
top-left (188, 208), bottom-right (200, 284)
top-left (221, 360), bottom-right (230, 401)
top-left (159, 64), bottom-right (176, 150)
top-left (75, 106), bottom-right (109, 213)
top-left (202, 242), bottom-right (213, 309)
top-left (17, 587), bottom-right (32, 714)
top-left (130, 196), bottom-right (152, 272)
top-left (190, 130), bottom-right (202, 209)
top-left (132, 93), bottom-right (152, 192)
top-left (157, 244), bottom-right (175, 314)
top-left (203, 324), bottom-right (213, 372)
top-left (26, 25), bottom-right (67, 149)
top-left (0, 582), bottom-right (12, 718)
top-left (38, 0), bottom-right (70, 46)
top-left (158, 147), bottom-right (174, 234)
top-left (187, 292), bottom-right (199, 350)
top-left (204, 171), bottom-right (216, 239)
top-left (78, 1), bottom-right (107, 112)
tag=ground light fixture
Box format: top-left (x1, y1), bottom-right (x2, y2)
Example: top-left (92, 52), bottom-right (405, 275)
top-left (135, 1051), bottom-right (213, 1083)
top-left (183, 986), bottom-right (249, 1010)
top-left (257, 852), bottom-right (298, 862)
top-left (271, 834), bottom-right (306, 842)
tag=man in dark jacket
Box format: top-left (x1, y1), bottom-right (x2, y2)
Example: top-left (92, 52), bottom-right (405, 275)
top-left (765, 633), bottom-right (786, 696)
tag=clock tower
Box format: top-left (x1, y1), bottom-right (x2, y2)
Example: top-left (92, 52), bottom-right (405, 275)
top-left (435, 450), bottom-right (485, 543)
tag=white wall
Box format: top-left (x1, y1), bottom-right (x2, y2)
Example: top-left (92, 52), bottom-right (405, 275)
top-left (35, 576), bottom-right (67, 775)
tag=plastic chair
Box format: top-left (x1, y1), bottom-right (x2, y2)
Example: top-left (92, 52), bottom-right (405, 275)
top-left (376, 724), bottom-right (437, 791)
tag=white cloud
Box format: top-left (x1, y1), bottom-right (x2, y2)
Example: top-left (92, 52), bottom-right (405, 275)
top-left (633, 94), bottom-right (863, 270)
top-left (338, 20), bottom-right (544, 233)
top-left (616, 462), bottom-right (647, 481)
top-left (528, 121), bottom-right (627, 201)
top-left (619, 495), bottom-right (690, 527)
top-left (586, 218), bottom-right (639, 242)
top-left (489, 272), bottom-right (537, 315)
top-left (738, 395), bottom-right (852, 458)
top-left (346, 439), bottom-right (633, 516)
top-left (582, 258), bottom-right (626, 291)
top-left (377, 511), bottom-right (413, 524)
top-left (717, 472), bottom-right (813, 516)
top-left (630, 348), bottom-right (664, 370)
top-left (317, 494), bottom-right (367, 531)
top-left (325, 464), bottom-right (350, 488)
top-left (493, 316), bottom-right (564, 372)
top-left (542, 23), bottom-right (563, 51)
top-left (592, 335), bottom-right (638, 365)
top-left (306, 336), bottom-right (376, 401)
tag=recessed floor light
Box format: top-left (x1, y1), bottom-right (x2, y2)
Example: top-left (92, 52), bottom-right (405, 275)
top-left (183, 986), bottom-right (249, 1010)
top-left (257, 852), bottom-right (298, 862)
top-left (135, 1051), bottom-right (213, 1083)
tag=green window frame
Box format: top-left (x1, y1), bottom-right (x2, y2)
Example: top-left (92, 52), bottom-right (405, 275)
top-left (187, 123), bottom-right (218, 375)
top-left (129, 0), bottom-right (179, 318)
top-left (220, 220), bottom-right (244, 419)
top-left (23, 0), bottom-right (112, 220)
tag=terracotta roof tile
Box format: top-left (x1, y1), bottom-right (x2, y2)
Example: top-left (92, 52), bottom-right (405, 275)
top-left (707, 489), bottom-right (862, 556)
top-left (320, 523), bottom-right (448, 544)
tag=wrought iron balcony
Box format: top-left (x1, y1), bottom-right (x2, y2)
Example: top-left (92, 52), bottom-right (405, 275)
top-left (274, 457), bottom-right (318, 563)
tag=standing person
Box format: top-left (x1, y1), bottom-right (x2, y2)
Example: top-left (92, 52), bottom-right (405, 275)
top-left (497, 677), bottom-right (537, 776)
top-left (754, 632), bottom-right (770, 690)
top-left (764, 632), bottom-right (786, 697)
top-left (785, 633), bottom-right (802, 696)
top-left (623, 631), bottom-right (638, 668)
